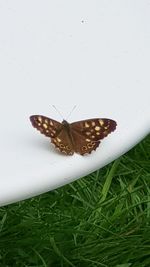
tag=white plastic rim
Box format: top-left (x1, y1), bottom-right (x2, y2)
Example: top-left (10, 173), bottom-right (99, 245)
top-left (0, 0), bottom-right (150, 206)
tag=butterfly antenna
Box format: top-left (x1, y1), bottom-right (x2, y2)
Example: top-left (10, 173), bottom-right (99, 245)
top-left (66, 105), bottom-right (77, 120)
top-left (52, 105), bottom-right (64, 120)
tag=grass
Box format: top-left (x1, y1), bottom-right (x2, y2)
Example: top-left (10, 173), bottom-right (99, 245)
top-left (0, 135), bottom-right (150, 267)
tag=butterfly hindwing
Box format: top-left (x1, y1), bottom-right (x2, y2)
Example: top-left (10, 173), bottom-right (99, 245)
top-left (71, 128), bottom-right (100, 155)
top-left (30, 115), bottom-right (62, 138)
top-left (51, 127), bottom-right (74, 155)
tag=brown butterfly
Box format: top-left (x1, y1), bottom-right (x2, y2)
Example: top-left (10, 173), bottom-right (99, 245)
top-left (30, 115), bottom-right (117, 155)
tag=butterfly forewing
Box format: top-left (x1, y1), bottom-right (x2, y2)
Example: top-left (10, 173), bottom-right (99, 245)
top-left (71, 118), bottom-right (117, 141)
top-left (30, 115), bottom-right (62, 138)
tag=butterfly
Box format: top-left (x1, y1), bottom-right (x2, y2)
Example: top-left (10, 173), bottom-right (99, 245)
top-left (30, 115), bottom-right (117, 155)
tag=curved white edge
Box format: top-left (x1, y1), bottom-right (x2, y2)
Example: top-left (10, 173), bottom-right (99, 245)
top-left (0, 125), bottom-right (149, 207)
top-left (0, 0), bottom-right (150, 207)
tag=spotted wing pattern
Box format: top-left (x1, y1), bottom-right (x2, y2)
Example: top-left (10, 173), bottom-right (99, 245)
top-left (30, 115), bottom-right (62, 138)
top-left (30, 115), bottom-right (74, 155)
top-left (70, 118), bottom-right (117, 155)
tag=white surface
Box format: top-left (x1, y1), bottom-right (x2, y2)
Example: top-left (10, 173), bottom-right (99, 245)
top-left (0, 0), bottom-right (150, 206)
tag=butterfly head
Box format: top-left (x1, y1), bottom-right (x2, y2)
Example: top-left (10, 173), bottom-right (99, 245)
top-left (62, 120), bottom-right (69, 125)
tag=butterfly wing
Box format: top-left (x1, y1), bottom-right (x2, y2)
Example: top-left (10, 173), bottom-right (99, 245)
top-left (71, 130), bottom-right (100, 155)
top-left (30, 115), bottom-right (62, 138)
top-left (51, 128), bottom-right (74, 155)
top-left (30, 115), bottom-right (74, 155)
top-left (70, 118), bottom-right (117, 155)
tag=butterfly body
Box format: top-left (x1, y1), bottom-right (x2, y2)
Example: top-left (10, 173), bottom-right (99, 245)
top-left (30, 115), bottom-right (117, 156)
